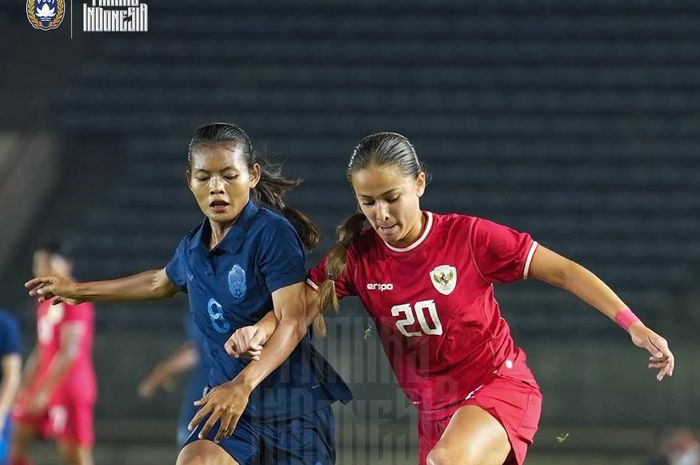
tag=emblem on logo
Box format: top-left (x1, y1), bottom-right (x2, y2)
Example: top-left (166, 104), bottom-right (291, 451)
top-left (430, 265), bottom-right (457, 295)
top-left (228, 264), bottom-right (246, 299)
top-left (27, 0), bottom-right (65, 31)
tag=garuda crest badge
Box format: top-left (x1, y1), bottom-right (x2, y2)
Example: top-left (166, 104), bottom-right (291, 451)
top-left (430, 265), bottom-right (457, 296)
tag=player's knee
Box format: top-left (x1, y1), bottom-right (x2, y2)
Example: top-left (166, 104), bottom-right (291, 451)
top-left (426, 446), bottom-right (451, 465)
top-left (426, 446), bottom-right (481, 465)
top-left (177, 441), bottom-right (237, 465)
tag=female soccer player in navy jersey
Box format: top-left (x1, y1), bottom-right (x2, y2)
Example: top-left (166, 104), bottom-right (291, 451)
top-left (230, 132), bottom-right (675, 465)
top-left (25, 123), bottom-right (351, 465)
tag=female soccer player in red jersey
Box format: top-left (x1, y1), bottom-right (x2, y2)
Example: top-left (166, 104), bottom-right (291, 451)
top-left (230, 131), bottom-right (675, 465)
top-left (12, 242), bottom-right (96, 465)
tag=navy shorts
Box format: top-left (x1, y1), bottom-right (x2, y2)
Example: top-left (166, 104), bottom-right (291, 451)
top-left (182, 406), bottom-right (336, 465)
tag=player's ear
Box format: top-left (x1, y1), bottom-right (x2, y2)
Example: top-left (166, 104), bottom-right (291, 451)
top-left (415, 172), bottom-right (426, 197)
top-left (185, 170), bottom-right (193, 192)
top-left (249, 163), bottom-right (261, 189)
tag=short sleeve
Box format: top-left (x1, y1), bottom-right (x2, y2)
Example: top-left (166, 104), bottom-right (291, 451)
top-left (307, 249), bottom-right (357, 299)
top-left (165, 236), bottom-right (189, 293)
top-left (258, 218), bottom-right (308, 293)
top-left (0, 314), bottom-right (21, 356)
top-left (470, 218), bottom-right (538, 284)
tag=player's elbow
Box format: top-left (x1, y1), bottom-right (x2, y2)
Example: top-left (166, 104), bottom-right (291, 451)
top-left (279, 316), bottom-right (308, 343)
top-left (152, 272), bottom-right (178, 299)
top-left (557, 259), bottom-right (585, 290)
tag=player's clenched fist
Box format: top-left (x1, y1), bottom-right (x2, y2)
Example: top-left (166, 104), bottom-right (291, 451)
top-left (224, 326), bottom-right (269, 360)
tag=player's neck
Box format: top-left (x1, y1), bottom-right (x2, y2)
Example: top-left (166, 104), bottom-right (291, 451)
top-left (393, 210), bottom-right (426, 247)
top-left (208, 220), bottom-right (234, 249)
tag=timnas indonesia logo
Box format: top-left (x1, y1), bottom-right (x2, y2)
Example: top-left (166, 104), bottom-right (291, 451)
top-left (83, 0), bottom-right (148, 32)
top-left (27, 0), bottom-right (65, 31)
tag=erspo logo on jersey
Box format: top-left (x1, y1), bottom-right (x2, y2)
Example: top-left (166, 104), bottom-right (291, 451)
top-left (27, 0), bottom-right (65, 31)
top-left (83, 0), bottom-right (148, 32)
top-left (366, 283), bottom-right (393, 292)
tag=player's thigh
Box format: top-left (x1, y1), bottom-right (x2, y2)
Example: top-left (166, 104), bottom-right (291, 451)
top-left (177, 440), bottom-right (240, 465)
top-left (51, 402), bottom-right (94, 449)
top-left (57, 439), bottom-right (93, 465)
top-left (426, 405), bottom-right (511, 465)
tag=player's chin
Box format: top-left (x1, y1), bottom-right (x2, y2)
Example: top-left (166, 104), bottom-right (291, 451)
top-left (203, 209), bottom-right (238, 224)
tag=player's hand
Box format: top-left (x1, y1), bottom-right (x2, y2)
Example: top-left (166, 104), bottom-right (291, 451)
top-left (26, 390), bottom-right (50, 415)
top-left (224, 326), bottom-right (268, 360)
top-left (629, 323), bottom-right (675, 381)
top-left (25, 275), bottom-right (82, 304)
top-left (188, 380), bottom-right (251, 443)
top-left (138, 372), bottom-right (174, 399)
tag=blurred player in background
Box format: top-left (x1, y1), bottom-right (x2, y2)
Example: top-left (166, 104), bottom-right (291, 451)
top-left (139, 314), bottom-right (211, 446)
top-left (645, 428), bottom-right (700, 465)
top-left (230, 132), bottom-right (675, 465)
top-left (0, 309), bottom-right (21, 465)
top-left (25, 123), bottom-right (351, 465)
top-left (11, 242), bottom-right (96, 465)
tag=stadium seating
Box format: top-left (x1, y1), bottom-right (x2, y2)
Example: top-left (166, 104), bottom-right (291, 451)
top-left (41, 0), bottom-right (700, 333)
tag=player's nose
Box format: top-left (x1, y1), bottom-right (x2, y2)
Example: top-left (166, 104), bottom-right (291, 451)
top-left (209, 176), bottom-right (225, 194)
top-left (375, 202), bottom-right (390, 221)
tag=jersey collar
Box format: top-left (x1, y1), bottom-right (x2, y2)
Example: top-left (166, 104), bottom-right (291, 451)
top-left (190, 200), bottom-right (260, 254)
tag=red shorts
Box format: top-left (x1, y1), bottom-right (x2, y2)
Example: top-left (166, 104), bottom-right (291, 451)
top-left (417, 374), bottom-right (541, 465)
top-left (13, 395), bottom-right (95, 447)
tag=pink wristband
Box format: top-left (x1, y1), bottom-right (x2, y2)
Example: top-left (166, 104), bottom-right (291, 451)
top-left (614, 307), bottom-right (641, 331)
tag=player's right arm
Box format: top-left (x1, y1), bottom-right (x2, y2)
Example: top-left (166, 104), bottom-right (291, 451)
top-left (25, 268), bottom-right (179, 303)
top-left (225, 285), bottom-right (323, 358)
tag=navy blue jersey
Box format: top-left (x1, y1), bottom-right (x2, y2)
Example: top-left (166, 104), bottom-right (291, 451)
top-left (166, 201), bottom-right (351, 421)
top-left (0, 309), bottom-right (20, 360)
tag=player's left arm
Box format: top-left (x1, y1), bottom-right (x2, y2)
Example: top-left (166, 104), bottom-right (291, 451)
top-left (528, 245), bottom-right (674, 381)
top-left (27, 322), bottom-right (84, 413)
top-left (189, 282), bottom-right (308, 442)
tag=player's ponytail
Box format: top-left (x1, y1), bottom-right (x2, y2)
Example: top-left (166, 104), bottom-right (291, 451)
top-left (188, 122), bottom-right (320, 250)
top-left (252, 167), bottom-right (320, 250)
top-left (314, 212), bottom-right (366, 335)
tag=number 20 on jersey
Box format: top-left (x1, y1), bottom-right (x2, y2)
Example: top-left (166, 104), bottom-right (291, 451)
top-left (391, 299), bottom-right (443, 337)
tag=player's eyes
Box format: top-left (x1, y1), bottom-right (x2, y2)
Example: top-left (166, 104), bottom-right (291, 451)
top-left (386, 196), bottom-right (400, 203)
top-left (361, 201), bottom-right (375, 206)
top-left (224, 175), bottom-right (238, 180)
top-left (196, 176), bottom-right (210, 182)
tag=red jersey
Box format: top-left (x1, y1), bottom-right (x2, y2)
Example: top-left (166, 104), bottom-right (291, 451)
top-left (308, 212), bottom-right (539, 413)
top-left (35, 300), bottom-right (96, 403)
